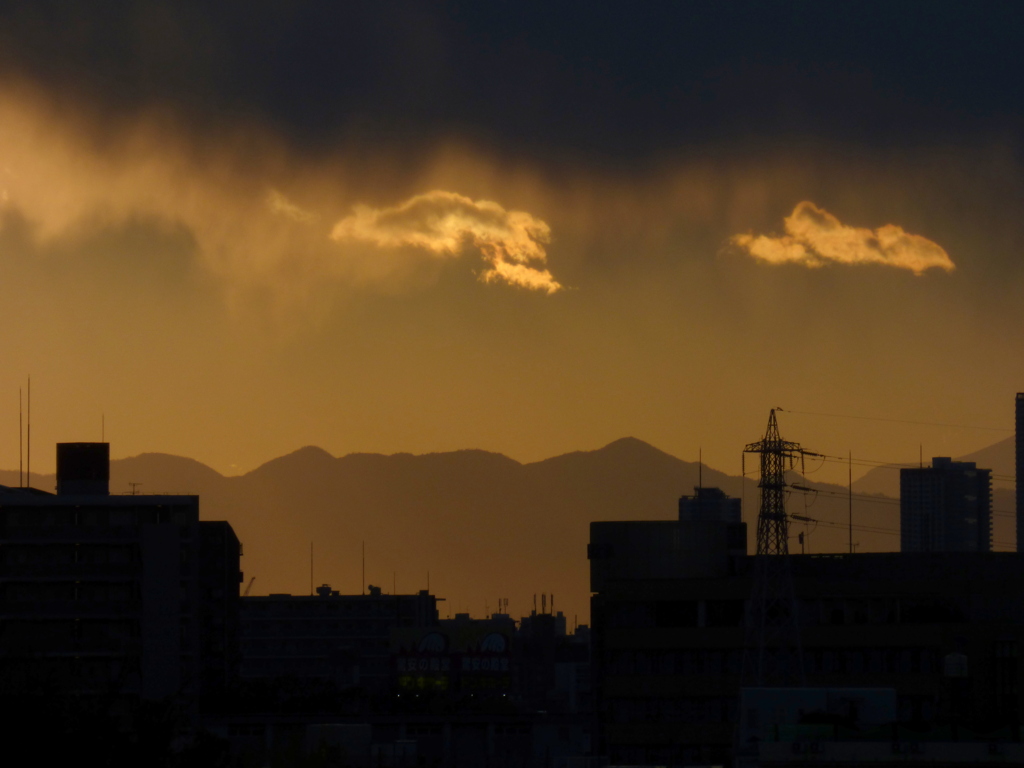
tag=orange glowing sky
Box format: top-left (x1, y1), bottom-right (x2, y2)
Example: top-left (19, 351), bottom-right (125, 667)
top-left (0, 4), bottom-right (1022, 499)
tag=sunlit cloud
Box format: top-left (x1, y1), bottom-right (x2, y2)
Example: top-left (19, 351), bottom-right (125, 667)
top-left (732, 201), bottom-right (955, 274)
top-left (0, 89), bottom-right (563, 328)
top-left (330, 191), bottom-right (562, 294)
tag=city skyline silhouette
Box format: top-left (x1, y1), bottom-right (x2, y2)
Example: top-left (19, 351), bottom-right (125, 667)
top-left (2, 3), bottom-right (1023, 766)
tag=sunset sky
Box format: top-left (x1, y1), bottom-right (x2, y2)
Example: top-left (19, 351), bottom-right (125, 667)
top-left (1, 2), bottom-right (1022, 489)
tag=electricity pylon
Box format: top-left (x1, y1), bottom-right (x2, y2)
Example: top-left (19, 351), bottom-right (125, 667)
top-left (742, 408), bottom-right (818, 686)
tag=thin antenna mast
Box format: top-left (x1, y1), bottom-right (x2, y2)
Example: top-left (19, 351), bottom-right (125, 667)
top-left (698, 447), bottom-right (704, 518)
top-left (848, 450), bottom-right (853, 554)
top-left (310, 542), bottom-right (313, 596)
top-left (26, 376), bottom-right (30, 489)
top-left (741, 452), bottom-right (746, 519)
top-left (361, 541), bottom-right (365, 595)
top-left (18, 388), bottom-right (22, 487)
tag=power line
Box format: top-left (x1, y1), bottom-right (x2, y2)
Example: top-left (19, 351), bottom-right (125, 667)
top-left (743, 427), bottom-right (1016, 553)
top-left (814, 454), bottom-right (1014, 479)
top-left (793, 487), bottom-right (1016, 518)
top-left (778, 406), bottom-right (1011, 433)
top-left (797, 515), bottom-right (899, 537)
top-left (817, 455), bottom-right (917, 469)
top-left (791, 511), bottom-right (1010, 542)
top-left (792, 486), bottom-right (900, 506)
top-left (791, 453), bottom-right (1014, 482)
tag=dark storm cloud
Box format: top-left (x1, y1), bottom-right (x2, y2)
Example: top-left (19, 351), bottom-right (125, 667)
top-left (0, 1), bottom-right (1022, 165)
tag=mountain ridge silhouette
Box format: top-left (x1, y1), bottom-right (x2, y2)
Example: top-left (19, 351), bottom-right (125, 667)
top-left (1, 435), bottom-right (1013, 622)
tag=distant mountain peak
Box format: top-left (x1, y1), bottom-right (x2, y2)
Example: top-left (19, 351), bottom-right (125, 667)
top-left (526, 437), bottom-right (685, 476)
top-left (588, 437), bottom-right (680, 463)
top-left (288, 445), bottom-right (336, 460)
top-left (117, 451), bottom-right (223, 471)
top-left (248, 445), bottom-right (336, 477)
top-left (599, 436), bottom-right (660, 452)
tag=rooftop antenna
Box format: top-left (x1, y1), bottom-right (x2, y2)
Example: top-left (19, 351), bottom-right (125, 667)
top-left (361, 541), bottom-right (365, 595)
top-left (18, 387), bottom-right (23, 487)
top-left (310, 541), bottom-right (314, 596)
top-left (26, 375), bottom-right (30, 489)
top-left (848, 450), bottom-right (853, 555)
top-left (741, 452), bottom-right (746, 522)
top-left (698, 447), bottom-right (704, 518)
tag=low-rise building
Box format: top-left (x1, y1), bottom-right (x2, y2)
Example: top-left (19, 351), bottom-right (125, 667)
top-left (590, 487), bottom-right (1024, 766)
top-left (240, 585), bottom-right (439, 695)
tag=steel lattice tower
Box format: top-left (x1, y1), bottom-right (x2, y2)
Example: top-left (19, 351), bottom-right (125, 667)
top-left (748, 410), bottom-right (801, 557)
top-left (742, 409), bottom-right (812, 686)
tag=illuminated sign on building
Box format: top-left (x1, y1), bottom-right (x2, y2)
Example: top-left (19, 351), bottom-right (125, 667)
top-left (392, 624), bottom-right (513, 693)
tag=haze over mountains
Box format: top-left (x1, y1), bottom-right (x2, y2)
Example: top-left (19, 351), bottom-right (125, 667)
top-left (4, 436), bottom-right (1015, 623)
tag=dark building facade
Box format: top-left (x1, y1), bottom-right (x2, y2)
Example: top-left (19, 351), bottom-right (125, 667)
top-left (590, 522), bottom-right (1024, 766)
top-left (219, 608), bottom-right (593, 767)
top-left (240, 585), bottom-right (439, 695)
top-left (900, 457), bottom-right (992, 552)
top-left (0, 443), bottom-right (242, 710)
top-left (198, 520), bottom-right (243, 701)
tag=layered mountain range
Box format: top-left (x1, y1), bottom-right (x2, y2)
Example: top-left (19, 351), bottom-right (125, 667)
top-left (4, 436), bottom-right (1014, 624)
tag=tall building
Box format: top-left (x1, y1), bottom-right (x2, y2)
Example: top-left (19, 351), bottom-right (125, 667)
top-left (678, 486), bottom-right (742, 523)
top-left (0, 443), bottom-right (242, 708)
top-left (1017, 393), bottom-right (1023, 553)
top-left (900, 457), bottom-right (992, 553)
